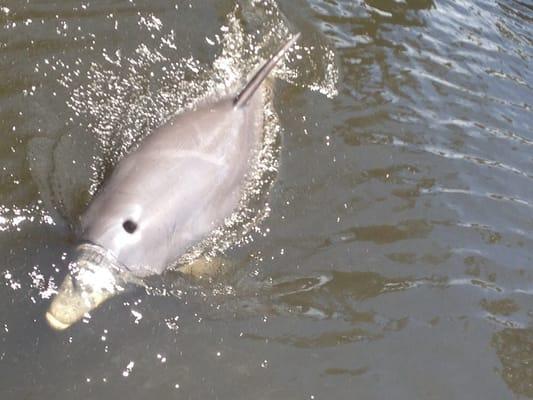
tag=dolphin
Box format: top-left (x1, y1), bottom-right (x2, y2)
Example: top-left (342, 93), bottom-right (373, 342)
top-left (46, 34), bottom-right (301, 330)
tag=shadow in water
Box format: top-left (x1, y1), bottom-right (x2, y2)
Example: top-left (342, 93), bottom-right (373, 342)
top-left (492, 328), bottom-right (533, 398)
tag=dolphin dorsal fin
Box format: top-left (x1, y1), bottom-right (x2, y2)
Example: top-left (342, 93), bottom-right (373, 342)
top-left (233, 33), bottom-right (301, 109)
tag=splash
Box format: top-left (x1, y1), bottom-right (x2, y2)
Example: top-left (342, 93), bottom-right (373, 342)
top-left (0, 203), bottom-right (54, 232)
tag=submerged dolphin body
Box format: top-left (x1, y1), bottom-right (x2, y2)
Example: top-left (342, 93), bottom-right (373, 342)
top-left (46, 34), bottom-right (300, 330)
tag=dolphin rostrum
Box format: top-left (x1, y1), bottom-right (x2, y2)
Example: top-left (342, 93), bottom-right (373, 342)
top-left (46, 34), bottom-right (301, 330)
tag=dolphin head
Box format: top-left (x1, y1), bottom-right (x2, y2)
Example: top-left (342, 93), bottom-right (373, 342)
top-left (46, 243), bottom-right (138, 330)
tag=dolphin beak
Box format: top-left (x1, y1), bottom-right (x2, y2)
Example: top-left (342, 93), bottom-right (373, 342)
top-left (46, 244), bottom-right (124, 331)
top-left (45, 271), bottom-right (117, 330)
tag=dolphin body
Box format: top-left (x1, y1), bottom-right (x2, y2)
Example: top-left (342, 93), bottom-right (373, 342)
top-left (46, 34), bottom-right (300, 330)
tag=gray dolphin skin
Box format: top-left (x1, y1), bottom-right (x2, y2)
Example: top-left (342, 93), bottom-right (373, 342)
top-left (46, 34), bottom-right (301, 330)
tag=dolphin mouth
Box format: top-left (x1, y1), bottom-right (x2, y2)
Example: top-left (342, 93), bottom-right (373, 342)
top-left (46, 243), bottom-right (135, 331)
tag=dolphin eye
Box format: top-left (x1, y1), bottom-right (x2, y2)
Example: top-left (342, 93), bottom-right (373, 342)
top-left (123, 219), bottom-right (138, 234)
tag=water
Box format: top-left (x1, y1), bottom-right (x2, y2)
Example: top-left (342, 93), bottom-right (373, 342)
top-left (1, 0), bottom-right (532, 398)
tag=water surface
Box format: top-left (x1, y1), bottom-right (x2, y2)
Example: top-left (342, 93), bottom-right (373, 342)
top-left (1, 0), bottom-right (532, 398)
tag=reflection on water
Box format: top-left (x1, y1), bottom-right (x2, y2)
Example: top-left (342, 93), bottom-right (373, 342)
top-left (1, 0), bottom-right (532, 398)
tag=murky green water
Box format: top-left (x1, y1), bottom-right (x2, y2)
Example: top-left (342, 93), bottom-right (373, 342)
top-left (1, 0), bottom-right (532, 398)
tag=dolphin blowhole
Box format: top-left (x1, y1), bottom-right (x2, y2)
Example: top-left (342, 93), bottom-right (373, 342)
top-left (122, 219), bottom-right (138, 233)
